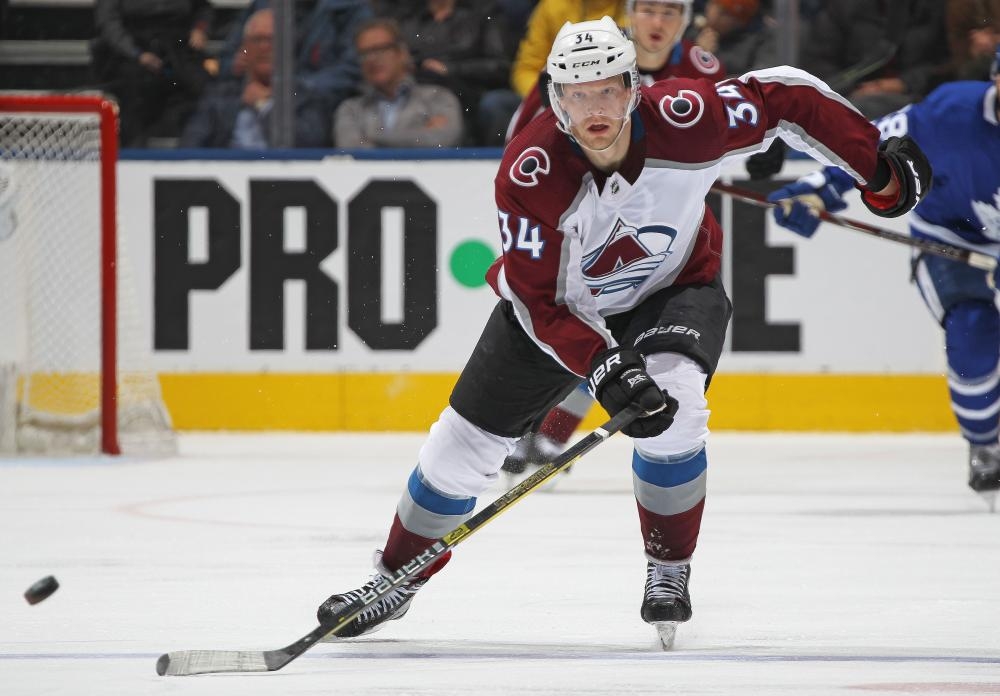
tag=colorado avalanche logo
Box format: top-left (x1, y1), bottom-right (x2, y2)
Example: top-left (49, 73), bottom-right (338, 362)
top-left (582, 218), bottom-right (677, 296)
top-left (689, 46), bottom-right (720, 75)
top-left (509, 146), bottom-right (551, 187)
top-left (658, 89), bottom-right (705, 129)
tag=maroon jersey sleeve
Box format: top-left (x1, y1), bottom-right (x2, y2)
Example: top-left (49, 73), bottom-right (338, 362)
top-left (717, 68), bottom-right (883, 185)
top-left (489, 120), bottom-right (616, 377)
top-left (641, 68), bottom-right (883, 185)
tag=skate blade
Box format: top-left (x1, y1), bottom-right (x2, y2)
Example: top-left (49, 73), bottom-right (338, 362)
top-left (978, 489), bottom-right (998, 513)
top-left (651, 621), bottom-right (679, 650)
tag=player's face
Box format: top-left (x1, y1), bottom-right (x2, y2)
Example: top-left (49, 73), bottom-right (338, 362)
top-left (630, 1), bottom-right (686, 53)
top-left (555, 75), bottom-right (632, 149)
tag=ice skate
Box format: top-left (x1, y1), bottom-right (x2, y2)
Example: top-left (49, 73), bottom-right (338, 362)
top-left (968, 444), bottom-right (1000, 512)
top-left (640, 561), bottom-right (692, 650)
top-left (316, 553), bottom-right (427, 640)
top-left (501, 432), bottom-right (570, 490)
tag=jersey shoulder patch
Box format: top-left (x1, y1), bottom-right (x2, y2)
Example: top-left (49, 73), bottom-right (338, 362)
top-left (496, 118), bottom-right (587, 219)
top-left (639, 81), bottom-right (730, 163)
top-left (643, 79), bottom-right (718, 130)
top-left (508, 146), bottom-right (552, 188)
top-left (687, 44), bottom-right (723, 76)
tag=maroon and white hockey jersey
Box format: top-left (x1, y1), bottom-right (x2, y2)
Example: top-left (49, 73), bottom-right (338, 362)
top-left (506, 39), bottom-right (725, 143)
top-left (487, 67), bottom-right (884, 377)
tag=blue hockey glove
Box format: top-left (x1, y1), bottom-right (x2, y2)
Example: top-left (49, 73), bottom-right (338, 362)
top-left (766, 167), bottom-right (855, 238)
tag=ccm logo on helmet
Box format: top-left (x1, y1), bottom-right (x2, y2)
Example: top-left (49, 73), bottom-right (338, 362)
top-left (509, 146), bottom-right (551, 188)
top-left (572, 60), bottom-right (601, 68)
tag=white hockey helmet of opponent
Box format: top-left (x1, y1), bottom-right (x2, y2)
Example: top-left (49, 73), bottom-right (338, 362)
top-left (546, 16), bottom-right (640, 136)
top-left (627, 0), bottom-right (694, 49)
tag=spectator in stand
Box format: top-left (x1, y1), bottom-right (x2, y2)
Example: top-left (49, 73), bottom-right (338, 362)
top-left (799, 1), bottom-right (950, 119)
top-left (692, 0), bottom-right (776, 77)
top-left (215, 0), bottom-right (371, 124)
top-left (397, 0), bottom-right (514, 145)
top-left (947, 0), bottom-right (1000, 80)
top-left (509, 0), bottom-right (628, 98)
top-left (91, 0), bottom-right (213, 146)
top-left (334, 18), bottom-right (463, 148)
top-left (180, 9), bottom-right (328, 148)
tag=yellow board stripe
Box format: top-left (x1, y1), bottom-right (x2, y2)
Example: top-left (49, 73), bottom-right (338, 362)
top-left (158, 373), bottom-right (954, 432)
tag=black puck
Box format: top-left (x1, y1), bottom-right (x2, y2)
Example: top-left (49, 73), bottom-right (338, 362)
top-left (24, 575), bottom-right (59, 605)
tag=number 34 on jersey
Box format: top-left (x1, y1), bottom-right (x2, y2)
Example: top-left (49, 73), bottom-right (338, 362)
top-left (498, 210), bottom-right (545, 259)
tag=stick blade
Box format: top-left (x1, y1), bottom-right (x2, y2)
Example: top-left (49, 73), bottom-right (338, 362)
top-left (156, 650), bottom-right (269, 676)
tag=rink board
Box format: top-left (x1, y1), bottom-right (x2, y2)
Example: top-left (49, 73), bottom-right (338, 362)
top-left (118, 152), bottom-right (950, 431)
top-left (159, 372), bottom-right (953, 432)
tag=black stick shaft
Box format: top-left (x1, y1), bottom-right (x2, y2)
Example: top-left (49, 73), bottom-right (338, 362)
top-left (711, 181), bottom-right (996, 272)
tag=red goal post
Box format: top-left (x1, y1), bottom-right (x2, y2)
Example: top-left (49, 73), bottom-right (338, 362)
top-left (0, 93), bottom-right (174, 455)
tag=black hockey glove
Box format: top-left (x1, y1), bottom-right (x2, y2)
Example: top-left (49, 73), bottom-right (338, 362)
top-left (861, 135), bottom-right (932, 218)
top-left (745, 139), bottom-right (787, 180)
top-left (588, 348), bottom-right (679, 438)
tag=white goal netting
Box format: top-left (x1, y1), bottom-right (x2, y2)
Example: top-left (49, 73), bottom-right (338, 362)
top-left (0, 99), bottom-right (175, 455)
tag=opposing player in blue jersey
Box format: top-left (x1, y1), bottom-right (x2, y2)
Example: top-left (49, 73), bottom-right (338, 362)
top-left (768, 45), bottom-right (1000, 507)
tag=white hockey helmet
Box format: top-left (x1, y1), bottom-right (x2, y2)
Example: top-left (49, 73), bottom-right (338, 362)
top-left (546, 17), bottom-right (640, 132)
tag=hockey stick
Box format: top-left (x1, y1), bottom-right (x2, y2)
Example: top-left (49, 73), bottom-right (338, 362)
top-left (156, 403), bottom-right (643, 676)
top-left (711, 181), bottom-right (997, 273)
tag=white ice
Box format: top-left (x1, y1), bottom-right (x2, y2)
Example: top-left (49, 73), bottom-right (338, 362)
top-left (2, 432), bottom-right (999, 695)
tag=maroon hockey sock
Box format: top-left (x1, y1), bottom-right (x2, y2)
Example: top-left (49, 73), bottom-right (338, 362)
top-left (537, 407), bottom-right (583, 445)
top-left (636, 498), bottom-right (705, 562)
top-left (382, 514), bottom-right (452, 578)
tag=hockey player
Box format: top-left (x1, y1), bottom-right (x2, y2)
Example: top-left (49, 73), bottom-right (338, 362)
top-left (767, 45), bottom-right (1000, 505)
top-left (316, 17), bottom-right (931, 647)
top-left (502, 0), bottom-right (724, 480)
top-left (504, 0), bottom-right (724, 143)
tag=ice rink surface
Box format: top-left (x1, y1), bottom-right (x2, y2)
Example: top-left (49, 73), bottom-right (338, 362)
top-left (2, 431), bottom-right (999, 695)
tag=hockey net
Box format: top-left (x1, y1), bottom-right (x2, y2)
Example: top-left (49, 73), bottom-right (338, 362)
top-left (0, 94), bottom-right (175, 455)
